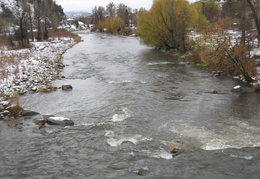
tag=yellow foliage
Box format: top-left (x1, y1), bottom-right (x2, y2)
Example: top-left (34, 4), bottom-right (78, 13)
top-left (96, 17), bottom-right (125, 33)
top-left (105, 17), bottom-right (125, 33)
top-left (137, 0), bottom-right (198, 52)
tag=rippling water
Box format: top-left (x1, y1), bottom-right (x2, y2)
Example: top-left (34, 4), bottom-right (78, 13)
top-left (1, 32), bottom-right (259, 178)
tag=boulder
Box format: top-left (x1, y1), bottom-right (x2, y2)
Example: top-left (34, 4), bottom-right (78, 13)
top-left (22, 110), bottom-right (40, 116)
top-left (168, 140), bottom-right (194, 155)
top-left (47, 117), bottom-right (74, 126)
top-left (62, 83), bottom-right (73, 91)
top-left (231, 85), bottom-right (243, 92)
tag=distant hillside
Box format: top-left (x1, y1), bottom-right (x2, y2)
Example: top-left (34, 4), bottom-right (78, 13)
top-left (65, 11), bottom-right (91, 18)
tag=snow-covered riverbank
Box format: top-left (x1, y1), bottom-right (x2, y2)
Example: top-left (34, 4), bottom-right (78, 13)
top-left (0, 38), bottom-right (77, 95)
top-left (189, 30), bottom-right (260, 87)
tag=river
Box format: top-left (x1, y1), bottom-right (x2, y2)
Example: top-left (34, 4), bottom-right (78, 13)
top-left (1, 32), bottom-right (260, 178)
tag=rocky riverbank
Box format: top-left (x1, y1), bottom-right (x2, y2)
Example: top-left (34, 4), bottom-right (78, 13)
top-left (0, 37), bottom-right (78, 122)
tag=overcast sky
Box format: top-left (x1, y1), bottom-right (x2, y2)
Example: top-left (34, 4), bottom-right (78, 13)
top-left (57, 0), bottom-right (198, 13)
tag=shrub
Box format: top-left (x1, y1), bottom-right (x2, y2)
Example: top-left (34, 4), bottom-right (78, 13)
top-left (119, 28), bottom-right (132, 36)
top-left (8, 105), bottom-right (23, 118)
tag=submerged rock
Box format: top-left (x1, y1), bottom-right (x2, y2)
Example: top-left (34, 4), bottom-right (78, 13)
top-left (47, 117), bottom-right (74, 126)
top-left (62, 83), bottom-right (73, 91)
top-left (168, 140), bottom-right (195, 155)
top-left (22, 110), bottom-right (40, 116)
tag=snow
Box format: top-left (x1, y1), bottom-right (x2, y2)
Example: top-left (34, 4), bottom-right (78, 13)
top-left (0, 38), bottom-right (76, 95)
top-left (251, 48), bottom-right (260, 56)
top-left (49, 117), bottom-right (70, 121)
top-left (189, 30), bottom-right (260, 85)
top-left (234, 85), bottom-right (241, 89)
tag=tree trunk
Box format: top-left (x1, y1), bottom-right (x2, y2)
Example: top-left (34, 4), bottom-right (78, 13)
top-left (44, 18), bottom-right (48, 41)
top-left (36, 18), bottom-right (42, 41)
top-left (19, 18), bottom-right (24, 47)
top-left (29, 13), bottom-right (34, 42)
top-left (246, 0), bottom-right (260, 47)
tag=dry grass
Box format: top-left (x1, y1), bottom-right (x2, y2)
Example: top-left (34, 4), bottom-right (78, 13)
top-left (0, 52), bottom-right (30, 79)
top-left (48, 29), bottom-right (81, 42)
top-left (0, 28), bottom-right (80, 79)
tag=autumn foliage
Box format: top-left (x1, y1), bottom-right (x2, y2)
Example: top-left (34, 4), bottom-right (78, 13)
top-left (137, 0), bottom-right (198, 52)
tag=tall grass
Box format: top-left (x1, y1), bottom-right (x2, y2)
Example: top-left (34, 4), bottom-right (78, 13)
top-left (48, 29), bottom-right (81, 42)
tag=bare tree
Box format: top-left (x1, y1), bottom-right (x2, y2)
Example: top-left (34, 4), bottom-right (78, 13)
top-left (13, 0), bottom-right (30, 47)
top-left (246, 0), bottom-right (260, 47)
top-left (92, 6), bottom-right (105, 25)
top-left (34, 0), bottom-right (44, 41)
top-left (106, 2), bottom-right (116, 18)
top-left (117, 3), bottom-right (129, 27)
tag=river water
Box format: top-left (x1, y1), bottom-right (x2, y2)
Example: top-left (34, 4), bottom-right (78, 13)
top-left (1, 32), bottom-right (260, 178)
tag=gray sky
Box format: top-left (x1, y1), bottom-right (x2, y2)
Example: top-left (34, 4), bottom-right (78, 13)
top-left (56, 0), bottom-right (197, 12)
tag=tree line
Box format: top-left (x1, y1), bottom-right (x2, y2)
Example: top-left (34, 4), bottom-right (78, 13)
top-left (0, 0), bottom-right (65, 48)
top-left (137, 0), bottom-right (259, 83)
top-left (91, 2), bottom-right (145, 34)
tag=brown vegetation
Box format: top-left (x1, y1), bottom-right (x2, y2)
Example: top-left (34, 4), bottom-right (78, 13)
top-left (0, 28), bottom-right (81, 49)
top-left (48, 29), bottom-right (81, 42)
top-left (119, 28), bottom-right (133, 36)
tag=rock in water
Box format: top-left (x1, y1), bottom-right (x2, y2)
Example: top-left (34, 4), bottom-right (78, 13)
top-left (22, 110), bottom-right (40, 116)
top-left (47, 117), bottom-right (74, 126)
top-left (169, 140), bottom-right (185, 154)
top-left (168, 140), bottom-right (195, 155)
top-left (62, 83), bottom-right (73, 91)
top-left (231, 85), bottom-right (243, 92)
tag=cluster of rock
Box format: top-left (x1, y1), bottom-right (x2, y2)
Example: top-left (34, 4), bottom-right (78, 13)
top-left (1, 103), bottom-right (74, 130)
top-left (34, 115), bottom-right (74, 129)
top-left (0, 83), bottom-right (73, 123)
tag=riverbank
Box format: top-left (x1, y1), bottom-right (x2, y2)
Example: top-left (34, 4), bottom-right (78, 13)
top-left (0, 33), bottom-right (80, 120)
top-left (162, 30), bottom-right (260, 90)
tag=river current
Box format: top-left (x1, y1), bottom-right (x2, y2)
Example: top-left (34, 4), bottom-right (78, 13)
top-left (1, 32), bottom-right (259, 178)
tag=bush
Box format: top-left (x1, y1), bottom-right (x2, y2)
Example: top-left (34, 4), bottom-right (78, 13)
top-left (7, 92), bottom-right (24, 118)
top-left (119, 28), bottom-right (132, 36)
top-left (8, 105), bottom-right (23, 118)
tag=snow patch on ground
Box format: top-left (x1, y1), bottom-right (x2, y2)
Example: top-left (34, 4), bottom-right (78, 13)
top-left (0, 38), bottom-right (75, 95)
top-left (189, 30), bottom-right (260, 85)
